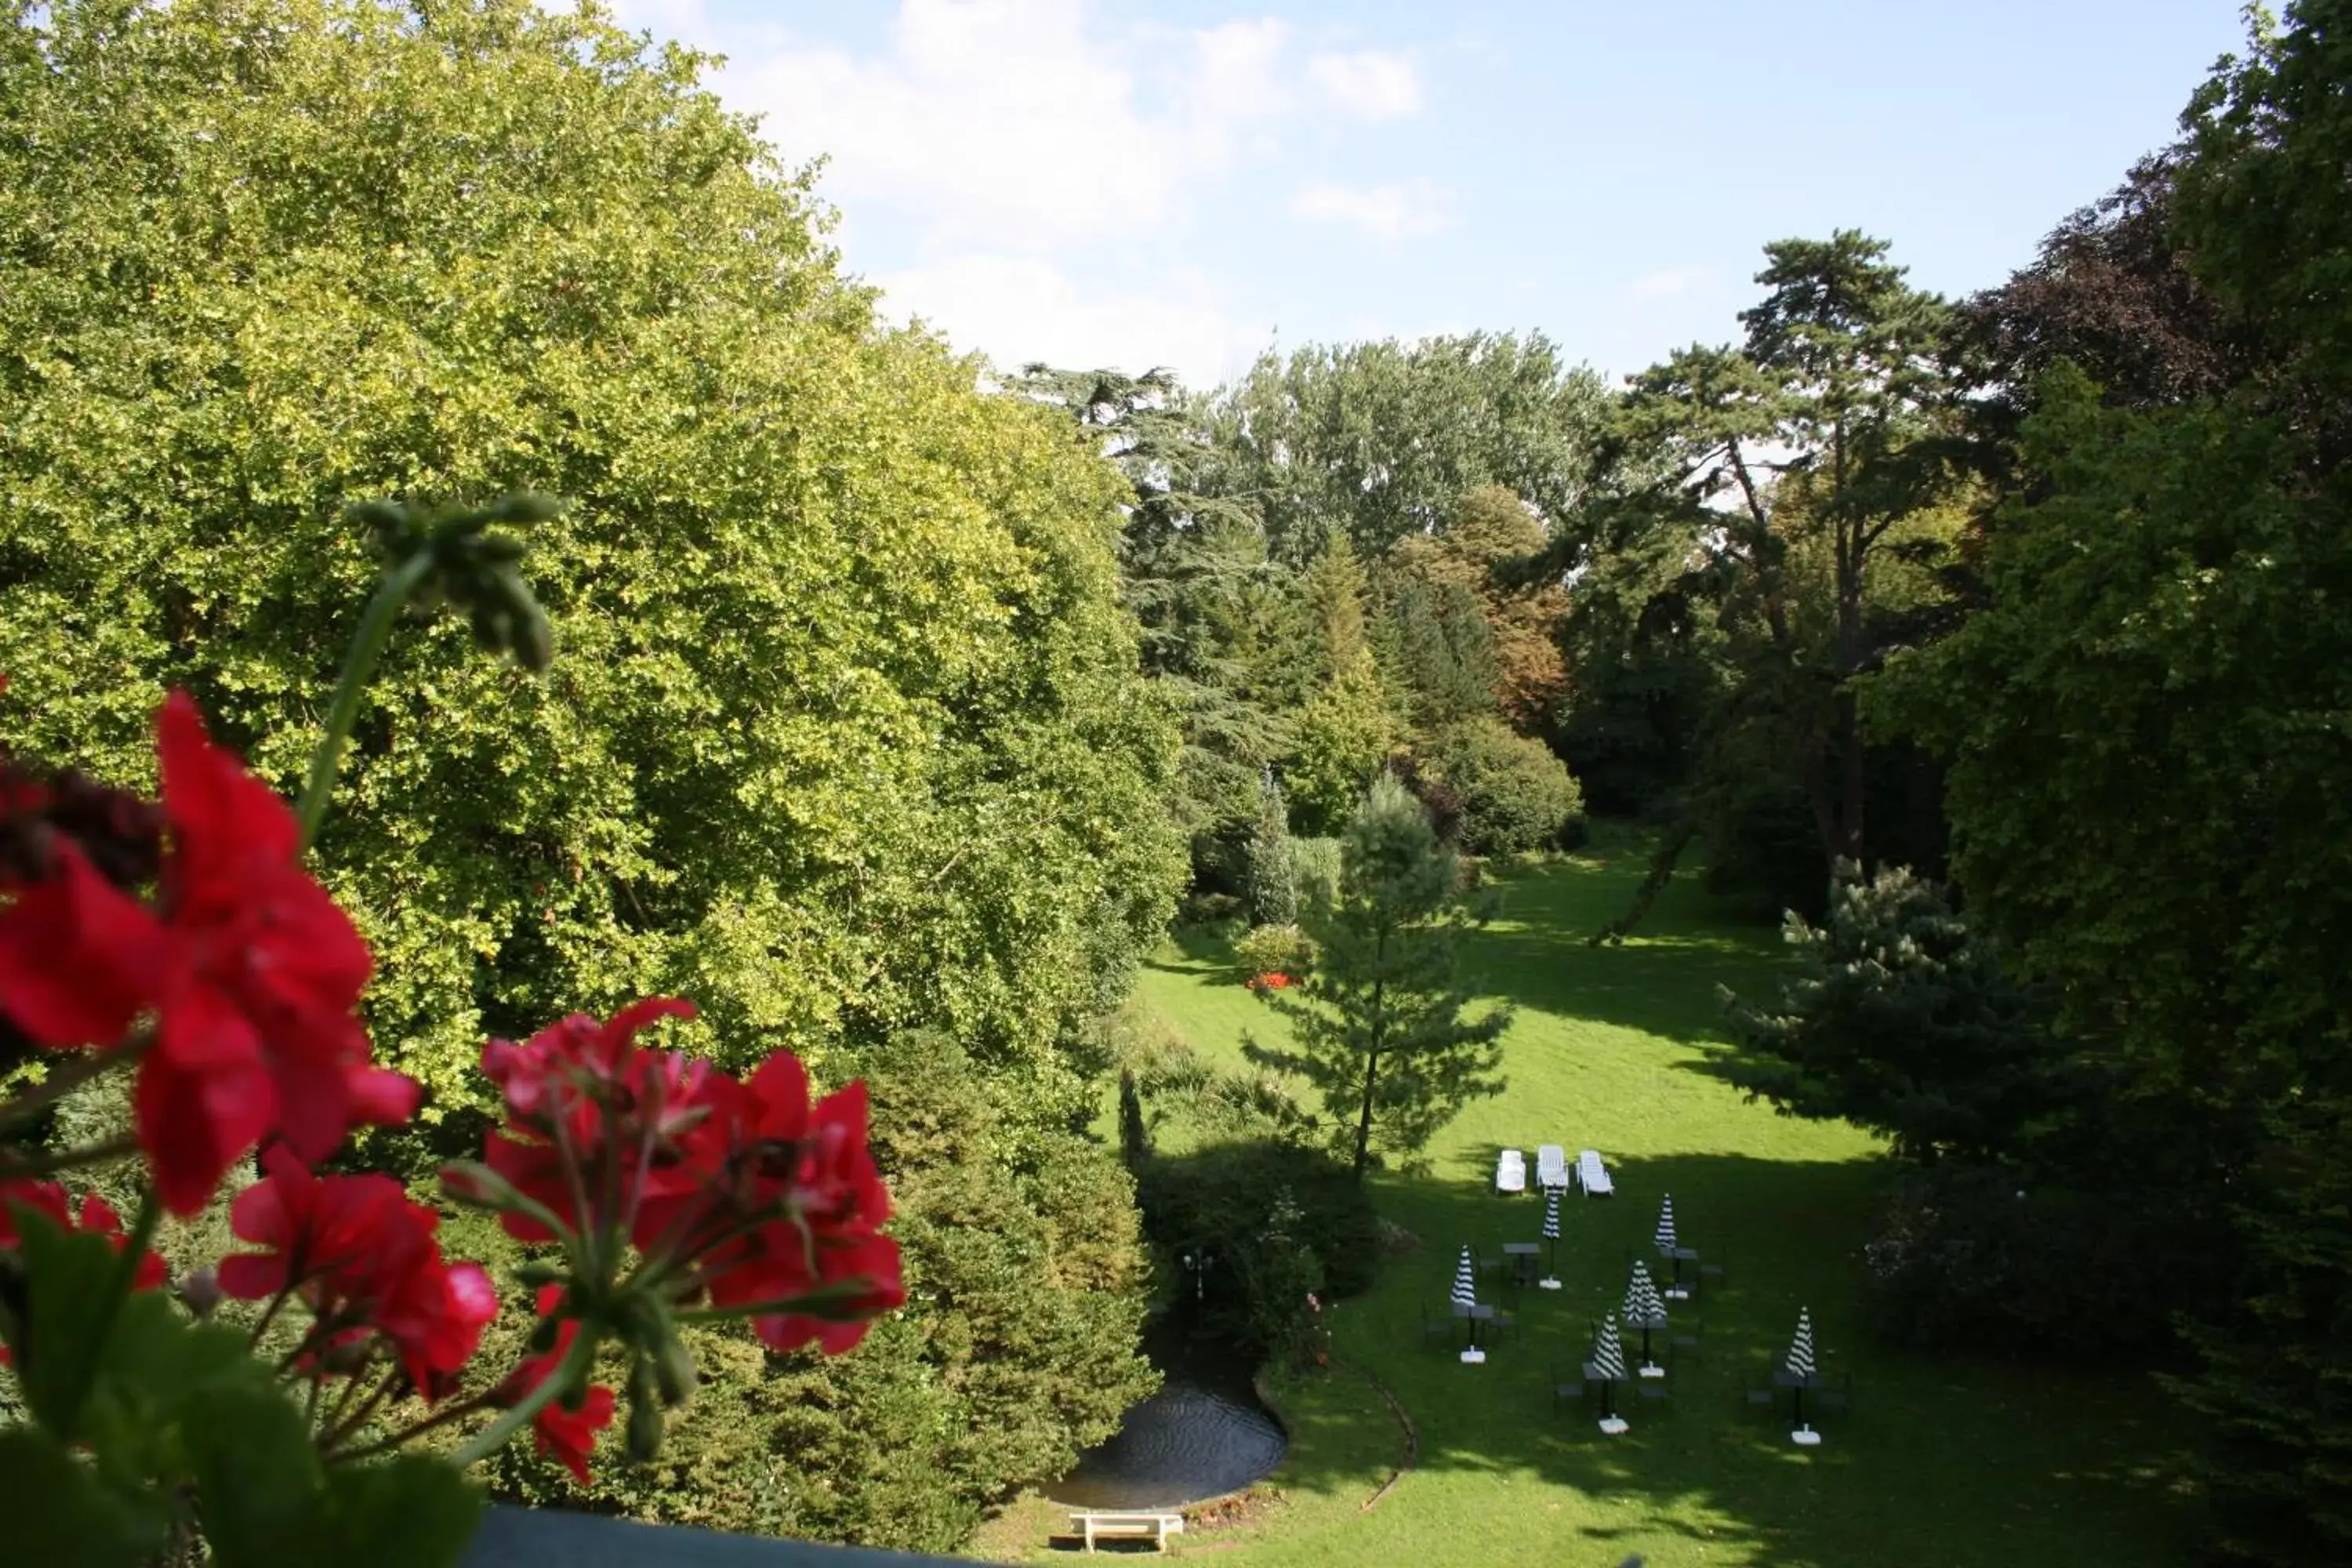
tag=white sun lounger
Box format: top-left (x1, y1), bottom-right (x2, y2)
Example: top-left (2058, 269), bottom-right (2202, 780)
top-left (1537, 1144), bottom-right (1570, 1189)
top-left (1496, 1149), bottom-right (1527, 1194)
top-left (1577, 1149), bottom-right (1614, 1197)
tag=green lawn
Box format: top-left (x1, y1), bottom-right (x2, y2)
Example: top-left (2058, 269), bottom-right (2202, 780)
top-left (984, 829), bottom-right (2196, 1567)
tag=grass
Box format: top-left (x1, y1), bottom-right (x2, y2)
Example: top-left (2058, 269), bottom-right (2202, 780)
top-left (976, 826), bottom-right (2198, 1568)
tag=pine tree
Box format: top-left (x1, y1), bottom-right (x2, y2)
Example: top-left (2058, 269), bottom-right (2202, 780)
top-left (1246, 770), bottom-right (1298, 927)
top-left (1246, 775), bottom-right (1511, 1178)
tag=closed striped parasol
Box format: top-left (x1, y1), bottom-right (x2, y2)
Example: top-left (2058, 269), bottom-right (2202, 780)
top-left (1537, 1186), bottom-right (1564, 1289)
top-left (1784, 1306), bottom-right (1817, 1381)
top-left (1654, 1193), bottom-right (1677, 1254)
top-left (1451, 1244), bottom-right (1480, 1311)
top-left (1622, 1259), bottom-right (1668, 1326)
top-left (1592, 1313), bottom-right (1628, 1381)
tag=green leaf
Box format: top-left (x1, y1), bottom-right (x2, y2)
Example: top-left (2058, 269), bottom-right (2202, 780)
top-left (0, 1425), bottom-right (171, 1568)
top-left (310, 1456), bottom-right (484, 1568)
top-left (184, 1382), bottom-right (328, 1568)
top-left (7, 1206), bottom-right (132, 1439)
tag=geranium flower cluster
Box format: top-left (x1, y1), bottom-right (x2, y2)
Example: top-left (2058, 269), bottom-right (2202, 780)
top-left (467, 1001), bottom-right (905, 1358)
top-left (1243, 971), bottom-right (1294, 993)
top-left (0, 691), bottom-right (902, 1494)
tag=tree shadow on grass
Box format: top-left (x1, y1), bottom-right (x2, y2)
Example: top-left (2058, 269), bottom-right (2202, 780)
top-left (1460, 837), bottom-right (1791, 1051)
top-left (1267, 1150), bottom-right (2196, 1568)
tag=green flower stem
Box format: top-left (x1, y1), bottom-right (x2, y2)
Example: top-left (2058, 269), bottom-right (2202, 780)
top-left (330, 1387), bottom-right (497, 1463)
top-left (449, 1318), bottom-right (604, 1472)
top-left (296, 550), bottom-right (437, 848)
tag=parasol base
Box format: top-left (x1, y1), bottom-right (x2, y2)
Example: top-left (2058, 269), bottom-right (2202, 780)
top-left (1637, 1364), bottom-right (1666, 1379)
top-left (1459, 1348), bottom-right (1486, 1365)
top-left (1538, 1278), bottom-right (1563, 1290)
top-left (1664, 1287), bottom-right (1690, 1301)
top-left (1597, 1416), bottom-right (1630, 1436)
top-left (1791, 1426), bottom-right (1822, 1447)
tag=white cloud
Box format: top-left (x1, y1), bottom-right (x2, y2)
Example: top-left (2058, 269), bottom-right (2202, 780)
top-left (1306, 49), bottom-right (1422, 120)
top-left (1628, 265), bottom-right (1715, 301)
top-left (731, 2), bottom-right (1294, 248)
top-left (875, 253), bottom-right (1272, 388)
top-left (1290, 178), bottom-right (1452, 239)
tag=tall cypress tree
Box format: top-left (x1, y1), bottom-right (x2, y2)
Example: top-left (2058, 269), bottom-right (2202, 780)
top-left (1245, 775), bottom-right (1510, 1178)
top-left (1245, 770), bottom-right (1298, 927)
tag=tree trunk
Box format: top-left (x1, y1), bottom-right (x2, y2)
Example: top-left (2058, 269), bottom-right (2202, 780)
top-left (1352, 1047), bottom-right (1382, 1179)
top-left (1833, 505), bottom-right (1868, 869)
top-left (1591, 814), bottom-right (1700, 946)
top-left (1352, 935), bottom-right (1388, 1179)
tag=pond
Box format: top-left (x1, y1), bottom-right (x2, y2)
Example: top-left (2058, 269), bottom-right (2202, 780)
top-left (1045, 1312), bottom-right (1288, 1511)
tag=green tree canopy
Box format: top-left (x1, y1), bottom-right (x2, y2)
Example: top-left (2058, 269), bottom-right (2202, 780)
top-left (1863, 9), bottom-right (2352, 1552)
top-left (1200, 332), bottom-right (1609, 562)
top-left (0, 0), bottom-right (1183, 1116)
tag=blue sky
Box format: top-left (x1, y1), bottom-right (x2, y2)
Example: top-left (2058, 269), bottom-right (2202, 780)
top-left (604, 0), bottom-right (2250, 389)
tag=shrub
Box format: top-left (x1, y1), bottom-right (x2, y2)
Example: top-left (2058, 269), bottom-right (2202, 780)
top-left (1180, 890), bottom-right (1247, 929)
top-left (1245, 774), bottom-right (1298, 927)
top-left (1132, 1141), bottom-right (1383, 1361)
top-left (1234, 923), bottom-right (1316, 985)
top-left (1428, 718), bottom-right (1585, 855)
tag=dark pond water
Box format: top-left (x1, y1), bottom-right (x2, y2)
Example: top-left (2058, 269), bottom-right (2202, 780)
top-left (1045, 1313), bottom-right (1288, 1510)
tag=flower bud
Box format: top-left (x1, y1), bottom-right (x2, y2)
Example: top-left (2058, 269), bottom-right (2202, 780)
top-left (178, 1265), bottom-right (222, 1319)
top-left (321, 1338), bottom-right (375, 1377)
top-left (653, 1332), bottom-right (698, 1410)
top-left (625, 1361), bottom-right (666, 1463)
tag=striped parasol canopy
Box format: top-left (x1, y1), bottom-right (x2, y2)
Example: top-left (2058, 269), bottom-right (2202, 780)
top-left (1591, 1313), bottom-right (1628, 1381)
top-left (1541, 1186), bottom-right (1563, 1241)
top-left (1654, 1193), bottom-right (1678, 1254)
top-left (1450, 1244), bottom-right (1480, 1311)
top-left (1784, 1306), bottom-right (1817, 1381)
top-left (1621, 1259), bottom-right (1669, 1327)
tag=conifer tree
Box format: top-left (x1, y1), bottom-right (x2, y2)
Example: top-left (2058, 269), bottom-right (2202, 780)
top-left (1246, 770), bottom-right (1298, 927)
top-left (1287, 536), bottom-right (1398, 833)
top-left (1246, 775), bottom-right (1510, 1178)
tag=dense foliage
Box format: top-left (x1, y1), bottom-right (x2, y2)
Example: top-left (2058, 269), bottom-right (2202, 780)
top-left (1200, 335), bottom-right (1608, 563)
top-left (0, 0), bottom-right (1184, 1123)
top-left (1131, 1141), bottom-right (1381, 1364)
top-left (1861, 5), bottom-right (2352, 1555)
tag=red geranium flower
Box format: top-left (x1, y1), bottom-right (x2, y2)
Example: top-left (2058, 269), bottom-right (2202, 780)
top-left (218, 1146), bottom-right (492, 1396)
top-left (479, 998), bottom-right (709, 1243)
top-left (675, 1055), bottom-right (905, 1353)
top-left (0, 694), bottom-right (419, 1214)
top-left (496, 1285), bottom-right (615, 1485)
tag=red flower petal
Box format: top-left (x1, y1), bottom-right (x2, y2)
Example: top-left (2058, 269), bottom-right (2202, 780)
top-left (0, 845), bottom-right (169, 1047)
